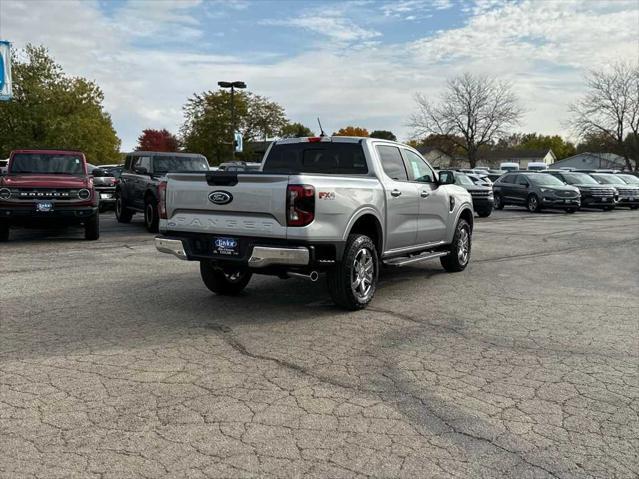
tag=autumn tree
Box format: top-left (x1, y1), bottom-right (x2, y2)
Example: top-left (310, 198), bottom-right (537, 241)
top-left (410, 73), bottom-right (523, 167)
top-left (136, 128), bottom-right (179, 152)
top-left (504, 133), bottom-right (576, 160)
top-left (370, 130), bottom-right (396, 141)
top-left (0, 44), bottom-right (121, 164)
top-left (333, 126), bottom-right (369, 137)
top-left (570, 62), bottom-right (639, 170)
top-left (181, 89), bottom-right (288, 164)
top-left (281, 122), bottom-right (314, 138)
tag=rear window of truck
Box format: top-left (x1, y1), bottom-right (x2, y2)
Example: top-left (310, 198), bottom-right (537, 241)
top-left (262, 142), bottom-right (368, 174)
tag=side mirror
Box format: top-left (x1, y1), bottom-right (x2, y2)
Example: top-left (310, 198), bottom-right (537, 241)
top-left (438, 171), bottom-right (455, 185)
top-left (134, 166), bottom-right (148, 175)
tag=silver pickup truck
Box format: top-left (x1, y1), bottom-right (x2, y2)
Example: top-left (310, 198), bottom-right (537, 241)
top-left (155, 137), bottom-right (474, 309)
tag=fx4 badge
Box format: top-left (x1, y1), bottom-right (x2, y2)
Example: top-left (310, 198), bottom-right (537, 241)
top-left (208, 190), bottom-right (233, 205)
top-left (318, 191), bottom-right (335, 200)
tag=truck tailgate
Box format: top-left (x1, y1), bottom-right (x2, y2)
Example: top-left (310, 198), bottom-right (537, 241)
top-left (164, 172), bottom-right (289, 238)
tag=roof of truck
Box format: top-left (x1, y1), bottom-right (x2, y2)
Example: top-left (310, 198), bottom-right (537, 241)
top-left (11, 149), bottom-right (85, 155)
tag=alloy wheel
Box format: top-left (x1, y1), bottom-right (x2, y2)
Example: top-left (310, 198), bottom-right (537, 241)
top-left (351, 247), bottom-right (374, 301)
top-left (457, 227), bottom-right (470, 265)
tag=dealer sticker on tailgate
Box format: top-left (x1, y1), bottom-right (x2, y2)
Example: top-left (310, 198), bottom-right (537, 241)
top-left (213, 237), bottom-right (239, 256)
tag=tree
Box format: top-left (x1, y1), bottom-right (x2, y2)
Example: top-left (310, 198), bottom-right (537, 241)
top-left (281, 122), bottom-right (314, 138)
top-left (181, 89), bottom-right (288, 164)
top-left (136, 129), bottom-right (180, 152)
top-left (508, 133), bottom-right (576, 160)
top-left (570, 62), bottom-right (639, 171)
top-left (0, 45), bottom-right (121, 164)
top-left (333, 126), bottom-right (369, 137)
top-left (410, 73), bottom-right (523, 167)
top-left (370, 130), bottom-right (396, 141)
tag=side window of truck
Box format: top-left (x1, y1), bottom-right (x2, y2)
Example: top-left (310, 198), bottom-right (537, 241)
top-left (376, 145), bottom-right (408, 181)
top-left (401, 149), bottom-right (435, 183)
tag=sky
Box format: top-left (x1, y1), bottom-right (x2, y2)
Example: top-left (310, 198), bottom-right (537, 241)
top-left (0, 0), bottom-right (637, 151)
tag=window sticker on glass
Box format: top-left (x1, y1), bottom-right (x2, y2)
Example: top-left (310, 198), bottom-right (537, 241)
top-left (411, 162), bottom-right (421, 179)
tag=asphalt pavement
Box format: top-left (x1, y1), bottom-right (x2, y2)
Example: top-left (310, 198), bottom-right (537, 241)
top-left (1, 207), bottom-right (638, 478)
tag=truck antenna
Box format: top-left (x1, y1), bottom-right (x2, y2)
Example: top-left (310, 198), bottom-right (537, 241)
top-left (317, 118), bottom-right (326, 137)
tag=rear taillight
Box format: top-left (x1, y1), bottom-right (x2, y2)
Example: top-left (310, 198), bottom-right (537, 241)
top-left (287, 184), bottom-right (315, 227)
top-left (158, 181), bottom-right (167, 219)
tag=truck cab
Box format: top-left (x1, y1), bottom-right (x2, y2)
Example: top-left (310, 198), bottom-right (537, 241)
top-left (0, 149), bottom-right (99, 241)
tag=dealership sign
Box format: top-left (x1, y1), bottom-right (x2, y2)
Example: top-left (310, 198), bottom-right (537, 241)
top-left (0, 41), bottom-right (13, 101)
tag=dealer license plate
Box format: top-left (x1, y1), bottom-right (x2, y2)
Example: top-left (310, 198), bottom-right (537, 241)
top-left (100, 193), bottom-right (112, 199)
top-left (213, 237), bottom-right (239, 256)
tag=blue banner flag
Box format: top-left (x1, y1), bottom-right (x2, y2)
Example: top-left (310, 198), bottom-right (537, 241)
top-left (0, 41), bottom-right (12, 101)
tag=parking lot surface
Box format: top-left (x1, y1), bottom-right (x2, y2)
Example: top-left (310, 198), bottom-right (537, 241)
top-left (2, 208), bottom-right (638, 478)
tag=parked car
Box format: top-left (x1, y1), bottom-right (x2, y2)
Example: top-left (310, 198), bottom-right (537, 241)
top-left (527, 162), bottom-right (548, 171)
top-left (485, 170), bottom-right (506, 182)
top-left (543, 170), bottom-right (617, 210)
top-left (465, 172), bottom-right (493, 187)
top-left (493, 171), bottom-right (580, 213)
top-left (87, 164), bottom-right (117, 212)
top-left (0, 149), bottom-right (99, 241)
top-left (589, 173), bottom-right (639, 209)
top-left (218, 161), bottom-right (261, 172)
top-left (116, 151), bottom-right (209, 232)
top-left (0, 158), bottom-right (8, 175)
top-left (499, 162), bottom-right (519, 172)
top-left (442, 170), bottom-right (493, 217)
top-left (155, 137), bottom-right (475, 310)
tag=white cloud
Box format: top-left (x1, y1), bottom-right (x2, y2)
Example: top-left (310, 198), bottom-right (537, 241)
top-left (1, 0), bottom-right (637, 151)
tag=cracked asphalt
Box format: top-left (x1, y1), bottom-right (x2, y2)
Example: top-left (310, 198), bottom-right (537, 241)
top-left (1, 208), bottom-right (638, 478)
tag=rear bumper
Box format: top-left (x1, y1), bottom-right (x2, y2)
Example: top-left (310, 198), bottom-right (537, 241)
top-left (155, 232), bottom-right (342, 269)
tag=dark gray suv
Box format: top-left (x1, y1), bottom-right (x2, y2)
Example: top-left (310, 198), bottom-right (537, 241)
top-left (543, 170), bottom-right (617, 210)
top-left (493, 172), bottom-right (581, 213)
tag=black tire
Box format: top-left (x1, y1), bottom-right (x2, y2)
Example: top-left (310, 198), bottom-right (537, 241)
top-left (603, 205), bottom-right (615, 211)
top-left (144, 198), bottom-right (159, 233)
top-left (440, 219), bottom-right (471, 272)
top-left (115, 194), bottom-right (133, 223)
top-left (327, 234), bottom-right (379, 311)
top-left (565, 208), bottom-right (577, 214)
top-left (493, 193), bottom-right (504, 210)
top-left (631, 205), bottom-right (639, 210)
top-left (200, 261), bottom-right (252, 296)
top-left (84, 213), bottom-right (100, 240)
top-left (527, 194), bottom-right (542, 213)
top-left (0, 221), bottom-right (9, 242)
top-left (477, 208), bottom-right (492, 218)
top-left (99, 203), bottom-right (107, 213)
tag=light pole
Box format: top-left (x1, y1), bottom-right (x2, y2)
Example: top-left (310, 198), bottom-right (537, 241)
top-left (218, 81), bottom-right (246, 160)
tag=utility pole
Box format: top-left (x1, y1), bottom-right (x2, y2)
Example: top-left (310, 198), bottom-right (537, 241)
top-left (217, 81), bottom-right (246, 160)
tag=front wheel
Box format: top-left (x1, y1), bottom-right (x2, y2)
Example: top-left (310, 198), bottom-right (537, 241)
top-left (115, 195), bottom-right (133, 223)
top-left (440, 219), bottom-right (471, 272)
top-left (527, 194), bottom-right (542, 213)
top-left (200, 261), bottom-right (252, 296)
top-left (493, 194), bottom-right (504, 210)
top-left (565, 208), bottom-right (577, 214)
top-left (0, 221), bottom-right (9, 242)
top-left (603, 205), bottom-right (615, 211)
top-left (477, 208), bottom-right (492, 218)
top-left (327, 234), bottom-right (378, 310)
top-left (84, 213), bottom-right (100, 240)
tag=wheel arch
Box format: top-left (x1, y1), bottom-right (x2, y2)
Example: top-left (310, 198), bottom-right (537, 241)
top-left (343, 208), bottom-right (384, 255)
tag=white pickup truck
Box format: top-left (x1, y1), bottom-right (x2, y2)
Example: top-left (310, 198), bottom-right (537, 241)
top-left (155, 137), bottom-right (474, 309)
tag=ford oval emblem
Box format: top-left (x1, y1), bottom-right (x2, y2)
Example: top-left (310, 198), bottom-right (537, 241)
top-left (208, 190), bottom-right (233, 205)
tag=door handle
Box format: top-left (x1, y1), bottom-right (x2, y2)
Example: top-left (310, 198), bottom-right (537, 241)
top-left (421, 190), bottom-right (430, 198)
top-left (390, 189), bottom-right (402, 197)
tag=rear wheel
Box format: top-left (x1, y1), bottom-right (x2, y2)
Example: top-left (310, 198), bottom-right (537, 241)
top-left (527, 194), bottom-right (541, 213)
top-left (115, 195), bottom-right (133, 223)
top-left (440, 219), bottom-right (471, 272)
top-left (84, 213), bottom-right (100, 240)
top-left (144, 198), bottom-right (159, 233)
top-left (493, 194), bottom-right (504, 210)
top-left (327, 234), bottom-right (378, 310)
top-left (0, 221), bottom-right (9, 242)
top-left (200, 261), bottom-right (252, 295)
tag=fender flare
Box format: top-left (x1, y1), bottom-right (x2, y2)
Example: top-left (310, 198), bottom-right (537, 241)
top-left (448, 202), bottom-right (474, 242)
top-left (342, 206), bottom-right (385, 250)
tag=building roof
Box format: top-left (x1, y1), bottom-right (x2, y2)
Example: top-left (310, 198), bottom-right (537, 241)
top-left (551, 152), bottom-right (626, 168)
top-left (482, 148), bottom-right (553, 160)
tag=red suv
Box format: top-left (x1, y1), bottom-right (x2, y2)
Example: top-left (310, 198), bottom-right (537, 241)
top-left (0, 149), bottom-right (99, 241)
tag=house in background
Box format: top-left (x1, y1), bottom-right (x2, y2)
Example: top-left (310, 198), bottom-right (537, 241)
top-left (550, 152), bottom-right (627, 170)
top-left (480, 149), bottom-right (557, 169)
top-left (416, 146), bottom-right (468, 168)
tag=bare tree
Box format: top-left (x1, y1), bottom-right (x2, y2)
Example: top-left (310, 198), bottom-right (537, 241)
top-left (410, 73), bottom-right (523, 167)
top-left (570, 62), bottom-right (639, 171)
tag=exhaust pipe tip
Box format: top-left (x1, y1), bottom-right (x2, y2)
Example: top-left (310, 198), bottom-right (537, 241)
top-left (287, 271), bottom-right (320, 282)
top-left (309, 271), bottom-right (319, 282)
